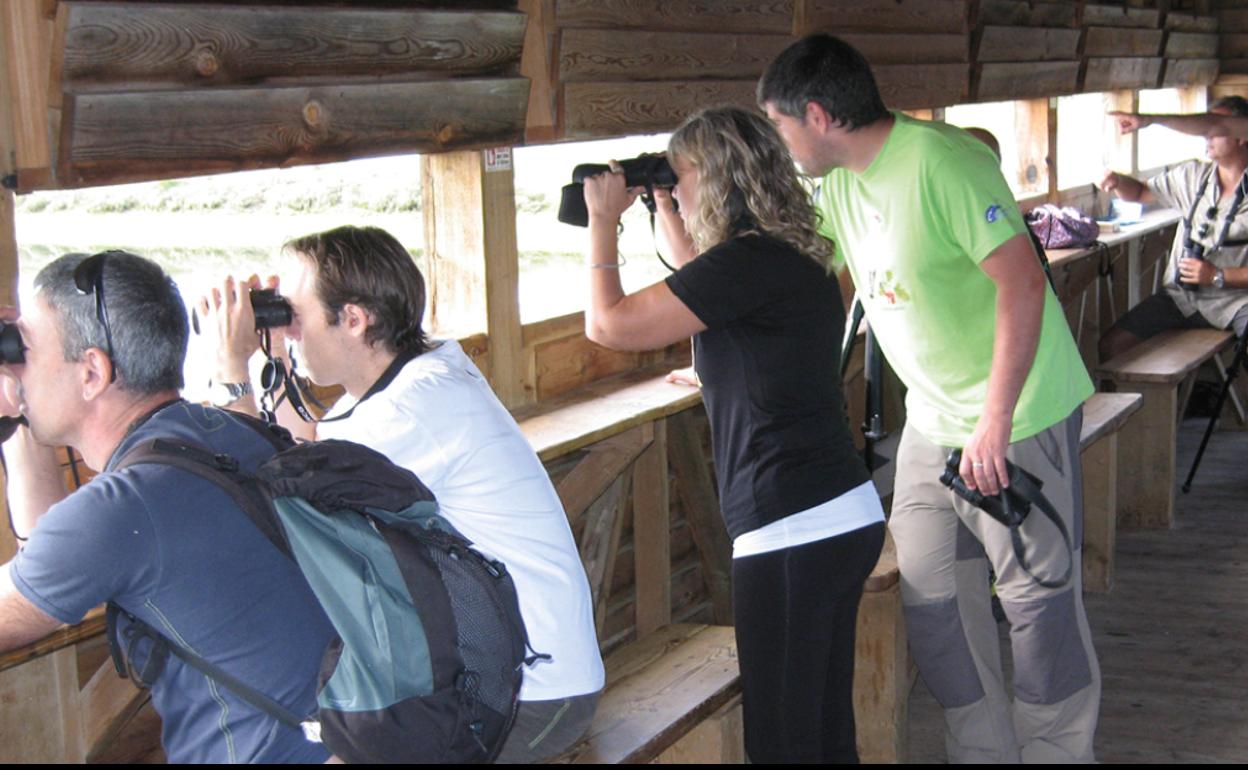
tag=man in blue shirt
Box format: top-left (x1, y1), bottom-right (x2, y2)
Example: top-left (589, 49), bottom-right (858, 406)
top-left (0, 251), bottom-right (334, 763)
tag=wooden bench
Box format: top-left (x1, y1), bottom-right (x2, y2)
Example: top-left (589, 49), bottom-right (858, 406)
top-left (552, 545), bottom-right (906, 764)
top-left (1095, 328), bottom-right (1235, 529)
top-left (518, 367), bottom-right (911, 762)
top-left (1078, 392), bottom-right (1143, 593)
top-left (554, 623), bottom-right (741, 763)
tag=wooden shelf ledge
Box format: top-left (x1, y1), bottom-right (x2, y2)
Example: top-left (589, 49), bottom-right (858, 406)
top-left (0, 606), bottom-right (105, 675)
top-left (514, 364), bottom-right (702, 463)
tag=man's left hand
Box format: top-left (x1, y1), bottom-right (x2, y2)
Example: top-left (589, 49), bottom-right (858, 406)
top-left (959, 412), bottom-right (1012, 496)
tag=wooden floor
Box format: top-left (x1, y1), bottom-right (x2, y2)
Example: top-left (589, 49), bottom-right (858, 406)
top-left (905, 417), bottom-right (1248, 763)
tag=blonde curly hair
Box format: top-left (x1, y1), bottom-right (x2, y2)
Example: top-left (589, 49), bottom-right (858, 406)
top-left (667, 106), bottom-right (835, 270)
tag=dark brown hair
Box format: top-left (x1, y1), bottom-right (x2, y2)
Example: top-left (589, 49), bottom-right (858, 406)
top-left (284, 225), bottom-right (429, 356)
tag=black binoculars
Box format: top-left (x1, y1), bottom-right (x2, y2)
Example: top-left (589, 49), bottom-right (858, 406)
top-left (192, 288), bottom-right (292, 335)
top-left (557, 154), bottom-right (678, 227)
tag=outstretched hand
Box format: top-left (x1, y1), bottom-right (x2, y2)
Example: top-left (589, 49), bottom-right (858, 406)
top-left (1108, 111), bottom-right (1150, 135)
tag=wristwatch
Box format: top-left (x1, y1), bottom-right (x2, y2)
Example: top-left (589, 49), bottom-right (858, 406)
top-left (208, 380), bottom-right (253, 407)
top-left (1213, 268), bottom-right (1226, 290)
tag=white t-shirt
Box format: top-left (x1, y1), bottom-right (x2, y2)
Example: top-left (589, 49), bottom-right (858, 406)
top-left (317, 340), bottom-right (605, 701)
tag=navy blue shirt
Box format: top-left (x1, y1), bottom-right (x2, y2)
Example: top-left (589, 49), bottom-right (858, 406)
top-left (11, 402), bottom-right (334, 763)
top-left (665, 233), bottom-right (871, 539)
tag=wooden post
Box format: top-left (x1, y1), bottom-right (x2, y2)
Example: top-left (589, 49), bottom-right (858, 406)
top-left (1015, 98), bottom-right (1049, 196)
top-left (1, 0), bottom-right (54, 189)
top-left (0, 189), bottom-right (16, 565)
top-left (421, 149), bottom-right (526, 406)
top-left (518, 0), bottom-right (559, 145)
top-left (1046, 96), bottom-right (1059, 203)
top-left (1104, 91), bottom-right (1138, 184)
top-left (631, 420), bottom-right (671, 637)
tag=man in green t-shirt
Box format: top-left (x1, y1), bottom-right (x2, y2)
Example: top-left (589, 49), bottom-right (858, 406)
top-left (760, 35), bottom-right (1099, 763)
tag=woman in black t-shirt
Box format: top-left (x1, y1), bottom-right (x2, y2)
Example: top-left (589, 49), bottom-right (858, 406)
top-left (581, 106), bottom-right (884, 763)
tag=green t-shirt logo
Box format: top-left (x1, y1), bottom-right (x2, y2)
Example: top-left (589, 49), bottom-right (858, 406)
top-left (868, 269), bottom-right (911, 307)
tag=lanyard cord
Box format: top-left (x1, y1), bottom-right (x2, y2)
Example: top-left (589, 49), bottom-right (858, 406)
top-left (1183, 165), bottom-right (1248, 253)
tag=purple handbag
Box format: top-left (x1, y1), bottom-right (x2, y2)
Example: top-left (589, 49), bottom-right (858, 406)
top-left (1025, 204), bottom-right (1100, 249)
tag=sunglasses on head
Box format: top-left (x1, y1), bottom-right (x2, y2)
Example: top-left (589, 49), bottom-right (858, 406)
top-left (73, 251), bottom-right (120, 383)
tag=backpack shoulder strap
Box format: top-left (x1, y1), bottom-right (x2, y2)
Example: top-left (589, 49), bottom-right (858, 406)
top-left (115, 437), bottom-right (291, 558)
top-left (222, 410), bottom-right (297, 453)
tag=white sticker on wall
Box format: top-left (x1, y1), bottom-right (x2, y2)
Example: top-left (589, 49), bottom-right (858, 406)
top-left (484, 147), bottom-right (513, 172)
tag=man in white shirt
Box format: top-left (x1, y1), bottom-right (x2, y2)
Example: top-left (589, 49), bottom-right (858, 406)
top-left (203, 225), bottom-right (604, 762)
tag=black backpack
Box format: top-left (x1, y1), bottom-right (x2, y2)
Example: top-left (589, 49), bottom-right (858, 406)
top-left (107, 425), bottom-right (544, 763)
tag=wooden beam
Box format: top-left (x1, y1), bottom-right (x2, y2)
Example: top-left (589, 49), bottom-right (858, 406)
top-left (978, 0), bottom-right (1079, 27)
top-left (60, 77), bottom-right (528, 188)
top-left (554, 425), bottom-right (650, 523)
top-left (1165, 12), bottom-right (1219, 32)
top-left (480, 149), bottom-right (526, 406)
top-left (0, 11), bottom-right (16, 180)
top-left (518, 0), bottom-right (559, 143)
top-left (978, 26), bottom-right (1081, 62)
top-left (1164, 58), bottom-right (1220, 87)
top-left (0, 188), bottom-right (17, 308)
top-left (1164, 31), bottom-right (1219, 57)
top-left (563, 79), bottom-right (755, 139)
top-left (580, 473), bottom-right (630, 637)
top-left (1103, 91), bottom-right (1136, 180)
top-left (79, 661), bottom-right (147, 763)
top-left (1084, 27), bottom-right (1165, 57)
top-left (977, 61), bottom-right (1079, 101)
top-left (874, 63), bottom-right (968, 109)
top-left (1220, 9), bottom-right (1248, 29)
top-left (1221, 33), bottom-right (1248, 59)
top-left (1083, 3), bottom-right (1162, 29)
top-left (2, 0), bottom-right (54, 189)
top-left (1015, 98), bottom-right (1050, 196)
top-left (1084, 57), bottom-right (1164, 92)
top-left (804, 0), bottom-right (968, 34)
top-left (558, 30), bottom-right (789, 82)
top-left (631, 420), bottom-right (670, 637)
top-left (421, 145), bottom-right (524, 406)
top-left (556, 0), bottom-right (791, 33)
top-left (667, 409), bottom-right (732, 626)
top-left (521, 310), bottom-right (583, 348)
top-left (841, 32), bottom-right (969, 64)
top-left (58, 3), bottom-right (525, 91)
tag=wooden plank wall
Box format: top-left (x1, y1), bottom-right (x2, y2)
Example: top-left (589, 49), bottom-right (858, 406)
top-left (517, 0), bottom-right (1222, 144)
top-left (5, 0), bottom-right (532, 191)
top-left (0, 0), bottom-right (1225, 188)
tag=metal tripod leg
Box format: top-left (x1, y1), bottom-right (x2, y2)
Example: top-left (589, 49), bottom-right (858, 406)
top-left (1182, 331), bottom-right (1248, 493)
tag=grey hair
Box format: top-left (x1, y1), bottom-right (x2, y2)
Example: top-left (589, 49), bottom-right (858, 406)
top-left (34, 251), bottom-right (188, 394)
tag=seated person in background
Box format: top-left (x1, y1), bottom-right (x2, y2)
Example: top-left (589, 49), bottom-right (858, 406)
top-left (0, 251), bottom-right (335, 763)
top-left (202, 226), bottom-right (604, 763)
top-left (1099, 96), bottom-right (1248, 362)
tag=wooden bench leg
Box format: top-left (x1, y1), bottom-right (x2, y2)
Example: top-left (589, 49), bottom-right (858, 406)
top-left (654, 695), bottom-right (744, 763)
top-left (1116, 383), bottom-right (1177, 529)
top-left (1081, 433), bottom-right (1117, 593)
top-left (853, 581), bottom-right (909, 764)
